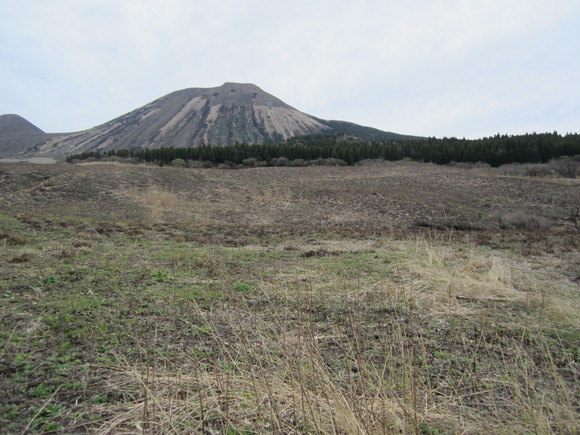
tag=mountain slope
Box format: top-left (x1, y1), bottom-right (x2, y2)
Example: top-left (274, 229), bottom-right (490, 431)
top-left (3, 83), bottom-right (418, 159)
top-left (0, 114), bottom-right (55, 157)
top-left (318, 119), bottom-right (423, 142)
top-left (27, 83), bottom-right (337, 158)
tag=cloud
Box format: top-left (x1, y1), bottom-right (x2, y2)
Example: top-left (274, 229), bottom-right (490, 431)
top-left (1, 0), bottom-right (579, 136)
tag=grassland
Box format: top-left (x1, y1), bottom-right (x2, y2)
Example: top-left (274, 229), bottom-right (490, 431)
top-left (0, 161), bottom-right (578, 433)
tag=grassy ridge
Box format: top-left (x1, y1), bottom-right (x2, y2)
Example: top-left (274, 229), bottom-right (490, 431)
top-left (1, 213), bottom-right (578, 433)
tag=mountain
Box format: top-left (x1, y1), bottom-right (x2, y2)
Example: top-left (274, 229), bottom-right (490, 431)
top-left (0, 114), bottom-right (45, 136)
top-left (2, 83), bottom-right (417, 159)
top-left (0, 114), bottom-right (57, 157)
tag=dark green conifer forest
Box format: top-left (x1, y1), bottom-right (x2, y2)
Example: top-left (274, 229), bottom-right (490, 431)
top-left (66, 132), bottom-right (580, 167)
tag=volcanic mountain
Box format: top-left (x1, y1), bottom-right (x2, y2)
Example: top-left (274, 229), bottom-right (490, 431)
top-left (2, 83), bottom-right (415, 159)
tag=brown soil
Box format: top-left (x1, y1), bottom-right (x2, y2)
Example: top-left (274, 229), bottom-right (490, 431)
top-left (0, 161), bottom-right (578, 231)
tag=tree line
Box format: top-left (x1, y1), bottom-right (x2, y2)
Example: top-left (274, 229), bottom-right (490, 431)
top-left (66, 132), bottom-right (580, 167)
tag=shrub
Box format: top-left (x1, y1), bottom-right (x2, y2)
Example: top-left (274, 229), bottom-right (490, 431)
top-left (357, 159), bottom-right (385, 166)
top-left (551, 156), bottom-right (578, 178)
top-left (171, 158), bottom-right (186, 167)
top-left (151, 271), bottom-right (171, 282)
top-left (498, 157), bottom-right (579, 178)
top-left (498, 163), bottom-right (553, 177)
top-left (448, 161), bottom-right (491, 170)
top-left (186, 160), bottom-right (203, 168)
top-left (288, 159), bottom-right (308, 167)
top-left (308, 158), bottom-right (326, 166)
top-left (308, 158), bottom-right (347, 166)
top-left (272, 157), bottom-right (290, 167)
top-left (496, 211), bottom-right (552, 230)
top-left (233, 282), bottom-right (252, 292)
top-left (242, 158), bottom-right (257, 167)
top-left (524, 164), bottom-right (552, 177)
top-left (326, 158), bottom-right (347, 166)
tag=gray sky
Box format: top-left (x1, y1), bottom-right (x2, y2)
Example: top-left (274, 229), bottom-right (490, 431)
top-left (1, 0), bottom-right (579, 139)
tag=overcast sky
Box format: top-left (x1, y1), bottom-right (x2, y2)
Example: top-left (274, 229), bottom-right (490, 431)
top-left (1, 0), bottom-right (579, 139)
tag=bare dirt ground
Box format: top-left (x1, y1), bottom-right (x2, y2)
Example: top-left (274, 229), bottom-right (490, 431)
top-left (1, 161), bottom-right (578, 230)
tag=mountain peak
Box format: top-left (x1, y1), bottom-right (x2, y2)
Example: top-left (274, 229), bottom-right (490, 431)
top-left (0, 114), bottom-right (51, 158)
top-left (220, 82), bottom-right (261, 89)
top-left (0, 114), bottom-right (45, 135)
top-left (166, 82), bottom-right (290, 110)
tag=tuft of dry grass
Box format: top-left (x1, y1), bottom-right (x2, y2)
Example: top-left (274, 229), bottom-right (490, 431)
top-left (496, 211), bottom-right (553, 230)
top-left (140, 186), bottom-right (183, 221)
top-left (401, 240), bottom-right (524, 310)
top-left (1, 231), bottom-right (28, 246)
top-left (9, 252), bottom-right (33, 263)
top-left (132, 186), bottom-right (215, 223)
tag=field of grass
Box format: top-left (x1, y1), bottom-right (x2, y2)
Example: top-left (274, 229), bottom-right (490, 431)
top-left (1, 161), bottom-right (578, 433)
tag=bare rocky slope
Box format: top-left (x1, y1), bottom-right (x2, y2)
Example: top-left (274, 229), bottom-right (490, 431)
top-left (1, 83), bottom-right (414, 159)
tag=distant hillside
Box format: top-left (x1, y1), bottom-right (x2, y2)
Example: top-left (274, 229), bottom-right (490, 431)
top-left (0, 114), bottom-right (45, 136)
top-left (5, 83), bottom-right (417, 159)
top-left (317, 119), bottom-right (422, 142)
top-left (0, 114), bottom-right (56, 158)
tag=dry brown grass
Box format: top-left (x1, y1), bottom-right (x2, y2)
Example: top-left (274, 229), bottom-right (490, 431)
top-left (81, 266), bottom-right (576, 434)
top-left (2, 161), bottom-right (578, 230)
top-left (0, 162), bottom-right (578, 434)
top-left (139, 186), bottom-right (184, 221)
